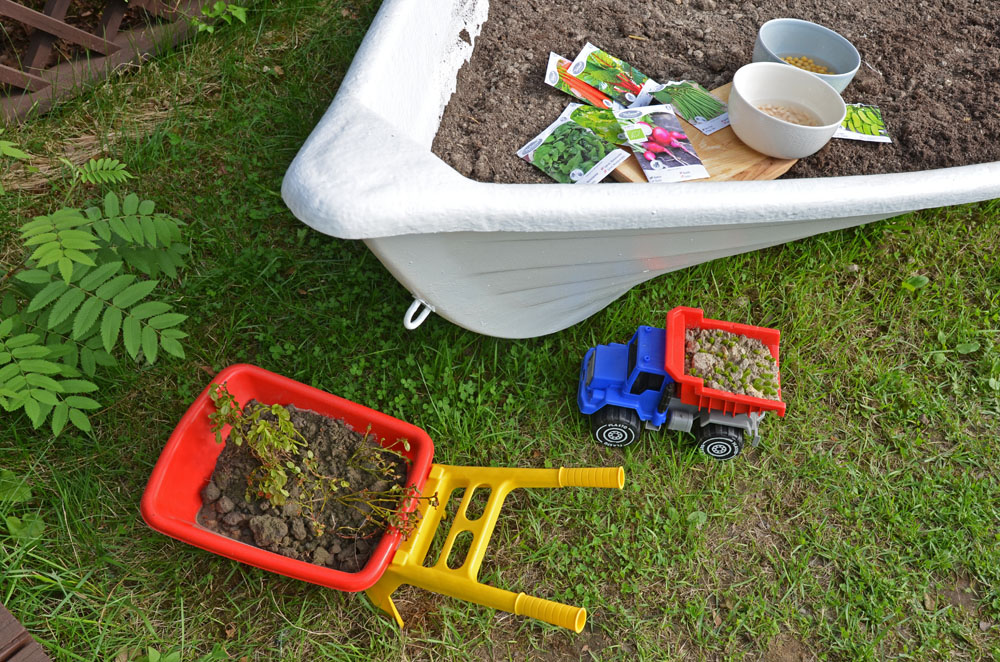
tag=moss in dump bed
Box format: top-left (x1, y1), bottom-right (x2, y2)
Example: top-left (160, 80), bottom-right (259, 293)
top-left (684, 328), bottom-right (781, 400)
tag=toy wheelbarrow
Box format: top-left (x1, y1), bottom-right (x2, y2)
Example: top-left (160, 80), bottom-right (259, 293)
top-left (141, 364), bottom-right (624, 632)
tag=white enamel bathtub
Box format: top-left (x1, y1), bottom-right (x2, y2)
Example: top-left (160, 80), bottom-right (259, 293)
top-left (281, 0), bottom-right (1000, 339)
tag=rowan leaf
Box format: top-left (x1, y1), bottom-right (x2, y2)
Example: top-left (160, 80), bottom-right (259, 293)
top-left (57, 257), bottom-right (74, 284)
top-left (51, 403), bottom-right (69, 436)
top-left (101, 306), bottom-right (122, 353)
top-left (48, 288), bottom-right (86, 327)
top-left (130, 301), bottom-right (171, 320)
top-left (18, 359), bottom-right (62, 374)
top-left (141, 325), bottom-right (158, 364)
top-left (64, 395), bottom-right (100, 409)
top-left (24, 373), bottom-right (64, 391)
top-left (160, 336), bottom-right (185, 359)
top-left (109, 216), bottom-right (132, 242)
top-left (14, 269), bottom-right (52, 284)
top-left (122, 316), bottom-right (141, 359)
top-left (72, 296), bottom-right (104, 340)
top-left (113, 280), bottom-right (158, 309)
top-left (11, 345), bottom-right (50, 360)
top-left (96, 274), bottom-right (136, 300)
top-left (78, 261), bottom-right (122, 291)
top-left (148, 313), bottom-right (186, 329)
top-left (68, 408), bottom-right (92, 432)
top-left (123, 192), bottom-right (140, 216)
top-left (104, 191), bottom-right (120, 218)
top-left (124, 216), bottom-right (143, 245)
top-left (5, 333), bottom-right (41, 349)
top-left (26, 280), bottom-right (66, 313)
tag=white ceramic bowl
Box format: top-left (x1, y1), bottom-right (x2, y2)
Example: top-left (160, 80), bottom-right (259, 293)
top-left (752, 18), bottom-right (860, 93)
top-left (728, 62), bottom-right (847, 160)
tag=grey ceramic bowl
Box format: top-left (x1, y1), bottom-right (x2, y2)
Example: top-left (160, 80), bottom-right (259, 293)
top-left (752, 18), bottom-right (861, 93)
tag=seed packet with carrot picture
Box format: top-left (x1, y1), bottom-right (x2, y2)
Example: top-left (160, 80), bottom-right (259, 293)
top-left (517, 105), bottom-right (629, 184)
top-left (569, 43), bottom-right (654, 107)
top-left (648, 80), bottom-right (730, 135)
top-left (614, 105), bottom-right (709, 183)
top-left (545, 52), bottom-right (622, 110)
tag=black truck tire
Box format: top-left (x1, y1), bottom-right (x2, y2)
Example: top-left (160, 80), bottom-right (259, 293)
top-left (591, 406), bottom-right (641, 448)
top-left (696, 423), bottom-right (744, 460)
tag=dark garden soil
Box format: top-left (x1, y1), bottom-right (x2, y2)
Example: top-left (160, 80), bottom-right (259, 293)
top-left (0, 0), bottom-right (158, 71)
top-left (197, 404), bottom-right (409, 574)
top-left (432, 0), bottom-right (1000, 183)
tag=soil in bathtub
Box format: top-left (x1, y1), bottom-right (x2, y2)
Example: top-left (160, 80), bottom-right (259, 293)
top-left (197, 389), bottom-right (419, 573)
top-left (684, 327), bottom-right (780, 400)
top-left (433, 0), bottom-right (1000, 183)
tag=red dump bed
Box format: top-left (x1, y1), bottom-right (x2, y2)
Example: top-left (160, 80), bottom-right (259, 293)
top-left (664, 307), bottom-right (787, 417)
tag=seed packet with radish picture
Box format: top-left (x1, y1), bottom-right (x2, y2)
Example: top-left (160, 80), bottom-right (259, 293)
top-left (545, 52), bottom-right (622, 111)
top-left (647, 80), bottom-right (730, 135)
top-left (568, 43), bottom-right (654, 107)
top-left (614, 105), bottom-right (709, 183)
top-left (517, 105), bottom-right (629, 184)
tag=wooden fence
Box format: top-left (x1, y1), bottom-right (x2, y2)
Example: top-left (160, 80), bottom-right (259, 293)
top-left (1, 0), bottom-right (208, 122)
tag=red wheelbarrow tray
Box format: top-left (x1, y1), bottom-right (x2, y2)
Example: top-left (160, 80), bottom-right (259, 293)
top-left (140, 364), bottom-right (435, 593)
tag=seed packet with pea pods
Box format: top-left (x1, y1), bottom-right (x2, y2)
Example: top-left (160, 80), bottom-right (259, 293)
top-left (647, 80), bottom-right (730, 135)
top-left (517, 104), bottom-right (629, 184)
top-left (614, 105), bottom-right (709, 183)
top-left (833, 104), bottom-right (892, 143)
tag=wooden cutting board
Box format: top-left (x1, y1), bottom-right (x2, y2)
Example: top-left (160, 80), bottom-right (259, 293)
top-left (610, 83), bottom-right (797, 183)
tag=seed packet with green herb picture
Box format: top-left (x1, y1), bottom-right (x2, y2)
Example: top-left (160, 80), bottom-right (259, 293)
top-left (568, 43), bottom-right (654, 107)
top-left (517, 105), bottom-right (629, 184)
top-left (648, 80), bottom-right (729, 135)
top-left (833, 104), bottom-right (892, 143)
top-left (614, 105), bottom-right (709, 183)
top-left (545, 52), bottom-right (622, 110)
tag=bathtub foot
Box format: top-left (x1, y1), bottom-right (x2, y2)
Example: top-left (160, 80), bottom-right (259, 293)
top-left (403, 297), bottom-right (435, 330)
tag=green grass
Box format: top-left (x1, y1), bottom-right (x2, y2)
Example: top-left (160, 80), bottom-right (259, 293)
top-left (2, 1), bottom-right (999, 659)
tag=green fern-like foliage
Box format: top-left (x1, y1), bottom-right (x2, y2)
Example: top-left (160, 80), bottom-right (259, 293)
top-left (1, 191), bottom-right (188, 435)
top-left (61, 157), bottom-right (135, 186)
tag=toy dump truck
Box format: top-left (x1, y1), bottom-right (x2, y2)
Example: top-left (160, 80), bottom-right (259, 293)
top-left (577, 307), bottom-right (787, 460)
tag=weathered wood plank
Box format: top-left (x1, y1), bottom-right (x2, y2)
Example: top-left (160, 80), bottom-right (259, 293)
top-left (0, 0), bottom-right (121, 56)
top-left (21, 0), bottom-right (72, 71)
top-left (0, 601), bottom-right (51, 662)
top-left (0, 63), bottom-right (50, 91)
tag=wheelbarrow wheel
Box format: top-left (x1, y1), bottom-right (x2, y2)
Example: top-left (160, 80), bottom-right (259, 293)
top-left (696, 423), bottom-right (743, 461)
top-left (591, 406), bottom-right (641, 448)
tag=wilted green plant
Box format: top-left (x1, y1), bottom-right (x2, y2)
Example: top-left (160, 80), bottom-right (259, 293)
top-left (208, 383), bottom-right (306, 506)
top-left (207, 385), bottom-right (437, 540)
top-left (1, 158), bottom-right (188, 434)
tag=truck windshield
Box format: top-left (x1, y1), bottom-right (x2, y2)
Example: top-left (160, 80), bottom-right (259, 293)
top-left (626, 337), bottom-right (664, 394)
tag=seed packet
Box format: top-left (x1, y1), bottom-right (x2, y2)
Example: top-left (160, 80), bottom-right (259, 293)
top-left (517, 105), bottom-right (629, 184)
top-left (833, 104), bottom-right (892, 143)
top-left (545, 52), bottom-right (622, 110)
top-left (614, 105), bottom-right (709, 183)
top-left (647, 80), bottom-right (730, 135)
top-left (568, 43), bottom-right (654, 107)
top-left (566, 103), bottom-right (626, 145)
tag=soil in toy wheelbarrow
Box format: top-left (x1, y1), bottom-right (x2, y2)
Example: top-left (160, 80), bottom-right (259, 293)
top-left (141, 364), bottom-right (435, 593)
top-left (197, 403), bottom-right (411, 574)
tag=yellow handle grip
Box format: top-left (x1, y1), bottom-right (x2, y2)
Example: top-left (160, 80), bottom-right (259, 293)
top-left (558, 466), bottom-right (625, 489)
top-left (514, 593), bottom-right (587, 632)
